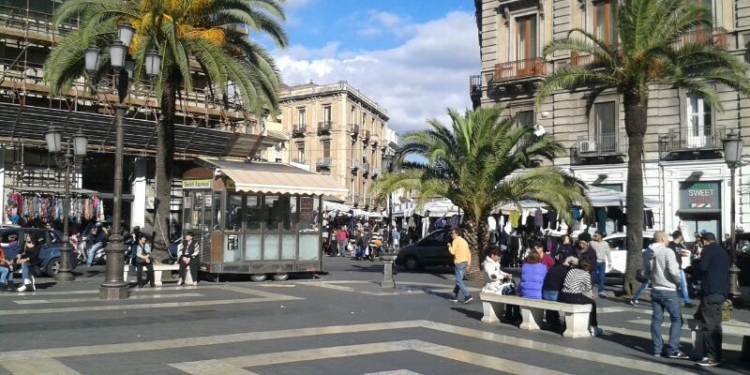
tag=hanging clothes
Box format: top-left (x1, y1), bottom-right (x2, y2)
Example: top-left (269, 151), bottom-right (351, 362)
top-left (534, 208), bottom-right (543, 228)
top-left (509, 211), bottom-right (520, 229)
top-left (596, 208), bottom-right (608, 234)
top-left (546, 210), bottom-right (558, 230)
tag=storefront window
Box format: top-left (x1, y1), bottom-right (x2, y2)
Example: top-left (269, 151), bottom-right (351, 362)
top-left (226, 194), bottom-right (242, 231)
top-left (244, 195), bottom-right (261, 231)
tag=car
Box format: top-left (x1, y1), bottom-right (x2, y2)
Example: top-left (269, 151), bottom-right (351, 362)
top-left (395, 228), bottom-right (453, 271)
top-left (0, 227), bottom-right (79, 276)
top-left (603, 231), bottom-right (691, 274)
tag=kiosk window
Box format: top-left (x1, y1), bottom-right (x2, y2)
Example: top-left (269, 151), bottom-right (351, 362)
top-left (244, 196), bottom-right (261, 231)
top-left (212, 193), bottom-right (221, 230)
top-left (226, 194), bottom-right (242, 231)
top-left (265, 196), bottom-right (280, 229)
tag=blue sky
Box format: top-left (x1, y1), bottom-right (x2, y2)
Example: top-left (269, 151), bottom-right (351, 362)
top-left (258, 0), bottom-right (480, 134)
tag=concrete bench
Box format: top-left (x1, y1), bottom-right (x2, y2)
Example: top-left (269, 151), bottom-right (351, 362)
top-left (688, 318), bottom-right (750, 361)
top-left (480, 292), bottom-right (593, 338)
top-left (123, 263), bottom-right (193, 286)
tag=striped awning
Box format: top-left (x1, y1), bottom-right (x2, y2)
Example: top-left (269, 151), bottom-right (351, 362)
top-left (199, 158), bottom-right (347, 197)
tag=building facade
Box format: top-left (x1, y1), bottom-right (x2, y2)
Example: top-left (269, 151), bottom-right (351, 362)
top-left (279, 81), bottom-right (393, 212)
top-left (473, 0), bottom-right (750, 238)
top-left (0, 0), bottom-right (284, 229)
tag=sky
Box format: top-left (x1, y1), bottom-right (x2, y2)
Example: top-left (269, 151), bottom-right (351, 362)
top-left (255, 0), bottom-right (480, 136)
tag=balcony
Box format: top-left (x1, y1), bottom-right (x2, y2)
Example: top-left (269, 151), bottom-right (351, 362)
top-left (570, 52), bottom-right (596, 67)
top-left (350, 160), bottom-right (360, 171)
top-left (470, 74), bottom-right (482, 109)
top-left (675, 27), bottom-right (728, 50)
top-left (317, 121), bottom-right (332, 135)
top-left (348, 195), bottom-right (359, 206)
top-left (662, 125), bottom-right (725, 155)
top-left (292, 157), bottom-right (306, 164)
top-left (363, 130), bottom-right (371, 143)
top-left (348, 124), bottom-right (360, 136)
top-left (362, 163), bottom-right (371, 176)
top-left (571, 133), bottom-right (627, 164)
top-left (292, 125), bottom-right (306, 137)
top-left (371, 167), bottom-right (380, 178)
top-left (493, 57), bottom-right (546, 82)
top-left (370, 133), bottom-right (380, 146)
top-left (316, 157), bottom-right (332, 169)
top-left (364, 197), bottom-right (372, 207)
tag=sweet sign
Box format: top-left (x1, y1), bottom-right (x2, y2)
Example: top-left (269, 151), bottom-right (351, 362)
top-left (680, 181), bottom-right (720, 209)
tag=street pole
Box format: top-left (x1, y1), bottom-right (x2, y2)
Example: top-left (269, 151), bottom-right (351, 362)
top-left (728, 164), bottom-right (740, 297)
top-left (99, 103), bottom-right (129, 299)
top-left (55, 150), bottom-right (74, 282)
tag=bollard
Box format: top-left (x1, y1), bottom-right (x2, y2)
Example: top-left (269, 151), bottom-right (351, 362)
top-left (379, 253), bottom-right (397, 288)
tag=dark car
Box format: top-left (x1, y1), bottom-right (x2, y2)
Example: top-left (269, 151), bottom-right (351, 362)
top-left (395, 228), bottom-right (453, 271)
top-left (0, 227), bottom-right (79, 276)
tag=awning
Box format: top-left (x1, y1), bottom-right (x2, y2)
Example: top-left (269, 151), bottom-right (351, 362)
top-left (199, 158), bottom-right (348, 196)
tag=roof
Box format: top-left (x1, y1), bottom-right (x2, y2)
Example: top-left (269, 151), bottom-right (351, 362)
top-left (198, 158), bottom-right (348, 197)
top-left (0, 102), bottom-right (282, 158)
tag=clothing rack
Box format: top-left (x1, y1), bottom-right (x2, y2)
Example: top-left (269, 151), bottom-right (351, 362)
top-left (4, 186), bottom-right (104, 224)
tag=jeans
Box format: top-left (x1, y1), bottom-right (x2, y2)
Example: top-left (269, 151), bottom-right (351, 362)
top-left (699, 294), bottom-right (725, 362)
top-left (136, 259), bottom-right (155, 287)
top-left (678, 269), bottom-right (690, 304)
top-left (633, 281), bottom-right (650, 301)
top-left (337, 241), bottom-right (347, 257)
top-left (178, 257), bottom-right (198, 284)
top-left (542, 290), bottom-right (560, 326)
top-left (87, 242), bottom-right (105, 266)
top-left (21, 262), bottom-right (30, 280)
top-left (650, 289), bottom-right (683, 356)
top-left (451, 262), bottom-right (471, 299)
top-left (0, 265), bottom-right (12, 283)
top-left (596, 262), bottom-right (606, 294)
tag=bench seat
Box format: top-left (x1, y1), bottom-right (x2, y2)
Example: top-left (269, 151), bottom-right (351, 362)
top-left (123, 263), bottom-right (192, 286)
top-left (480, 292), bottom-right (593, 338)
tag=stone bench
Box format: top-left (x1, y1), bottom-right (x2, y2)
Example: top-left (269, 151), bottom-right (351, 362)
top-left (688, 318), bottom-right (750, 361)
top-left (123, 263), bottom-right (193, 286)
top-left (480, 292), bottom-right (593, 338)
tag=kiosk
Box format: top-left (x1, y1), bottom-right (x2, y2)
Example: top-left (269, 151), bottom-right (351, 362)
top-left (182, 158), bottom-right (347, 281)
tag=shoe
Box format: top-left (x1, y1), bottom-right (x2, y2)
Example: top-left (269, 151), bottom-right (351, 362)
top-left (599, 293), bottom-right (606, 298)
top-left (653, 352), bottom-right (663, 357)
top-left (668, 352), bottom-right (689, 360)
top-left (630, 299), bottom-right (639, 306)
top-left (449, 297), bottom-right (458, 303)
top-left (16, 284), bottom-right (27, 292)
top-left (589, 327), bottom-right (603, 337)
top-left (684, 302), bottom-right (694, 308)
top-left (696, 357), bottom-right (719, 367)
top-left (464, 297), bottom-right (474, 304)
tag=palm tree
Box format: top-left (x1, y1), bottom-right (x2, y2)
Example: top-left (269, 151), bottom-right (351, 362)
top-left (374, 107), bottom-right (591, 280)
top-left (535, 0), bottom-right (750, 294)
top-left (44, 0), bottom-right (287, 256)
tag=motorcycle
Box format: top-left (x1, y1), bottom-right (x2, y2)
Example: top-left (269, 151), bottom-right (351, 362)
top-left (77, 236), bottom-right (107, 265)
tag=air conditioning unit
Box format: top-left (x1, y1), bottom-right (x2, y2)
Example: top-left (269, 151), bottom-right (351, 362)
top-left (579, 140), bottom-right (597, 153)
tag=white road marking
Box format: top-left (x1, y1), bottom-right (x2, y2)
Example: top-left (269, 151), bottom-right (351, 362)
top-left (2, 358), bottom-right (83, 375)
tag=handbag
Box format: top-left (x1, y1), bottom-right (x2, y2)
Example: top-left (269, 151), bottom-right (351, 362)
top-left (636, 269), bottom-right (648, 283)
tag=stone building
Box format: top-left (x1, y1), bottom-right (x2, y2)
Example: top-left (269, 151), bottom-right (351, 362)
top-left (472, 0), bottom-right (750, 237)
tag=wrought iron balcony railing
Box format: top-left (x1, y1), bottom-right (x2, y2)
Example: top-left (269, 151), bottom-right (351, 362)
top-left (675, 27), bottom-right (728, 50)
top-left (574, 133), bottom-right (627, 157)
top-left (494, 57), bottom-right (545, 82)
top-left (663, 125), bottom-right (725, 153)
top-left (317, 121), bottom-right (332, 134)
top-left (469, 75), bottom-right (481, 95)
top-left (316, 157), bottom-right (332, 168)
top-left (348, 124), bottom-right (360, 135)
top-left (292, 125), bottom-right (306, 137)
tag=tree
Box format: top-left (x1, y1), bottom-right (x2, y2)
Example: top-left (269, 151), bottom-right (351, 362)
top-left (535, 0), bottom-right (750, 294)
top-left (374, 107), bottom-right (591, 280)
top-left (45, 0), bottom-right (287, 256)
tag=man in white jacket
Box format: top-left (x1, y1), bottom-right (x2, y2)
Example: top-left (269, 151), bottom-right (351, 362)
top-left (643, 231), bottom-right (688, 359)
top-left (482, 248), bottom-right (511, 294)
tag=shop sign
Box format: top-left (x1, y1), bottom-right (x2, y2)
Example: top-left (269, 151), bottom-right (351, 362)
top-left (184, 179), bottom-right (211, 189)
top-left (680, 181), bottom-right (719, 209)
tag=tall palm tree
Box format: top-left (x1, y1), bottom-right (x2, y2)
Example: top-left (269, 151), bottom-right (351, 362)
top-left (374, 107), bottom-right (591, 280)
top-left (535, 0), bottom-right (750, 294)
top-left (44, 0), bottom-right (288, 256)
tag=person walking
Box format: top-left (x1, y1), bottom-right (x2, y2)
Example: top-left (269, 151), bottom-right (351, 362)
top-left (336, 226), bottom-right (348, 257)
top-left (643, 231), bottom-right (688, 359)
top-left (391, 226), bottom-right (400, 251)
top-left (693, 232), bottom-right (729, 367)
top-left (133, 234), bottom-right (155, 288)
top-left (590, 231), bottom-right (611, 297)
top-left (668, 231), bottom-right (692, 308)
top-left (177, 231), bottom-right (200, 286)
top-left (448, 228), bottom-right (473, 304)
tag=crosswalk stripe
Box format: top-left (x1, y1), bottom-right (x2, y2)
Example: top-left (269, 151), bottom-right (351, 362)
top-left (171, 359), bottom-right (261, 375)
top-left (2, 358), bottom-right (83, 375)
top-left (12, 293), bottom-right (204, 304)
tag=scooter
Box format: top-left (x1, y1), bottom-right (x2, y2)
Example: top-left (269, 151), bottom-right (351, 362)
top-left (77, 237), bottom-right (107, 265)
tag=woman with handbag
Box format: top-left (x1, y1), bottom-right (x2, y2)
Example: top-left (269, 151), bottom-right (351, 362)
top-left (15, 233), bottom-right (40, 292)
top-left (134, 234), bottom-right (155, 288)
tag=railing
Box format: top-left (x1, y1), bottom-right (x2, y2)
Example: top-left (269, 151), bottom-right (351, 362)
top-left (317, 121), bottom-right (332, 134)
top-left (664, 125), bottom-right (725, 152)
top-left (469, 75), bottom-right (481, 94)
top-left (0, 4), bottom-right (80, 37)
top-left (676, 27), bottom-right (728, 50)
top-left (292, 158), bottom-right (306, 164)
top-left (350, 160), bottom-right (360, 170)
top-left (370, 132), bottom-right (380, 145)
top-left (364, 198), bottom-right (372, 207)
top-left (570, 52), bottom-right (596, 67)
top-left (348, 124), bottom-right (360, 135)
top-left (371, 167), bottom-right (380, 177)
top-left (362, 163), bottom-right (370, 175)
top-left (316, 157), bottom-right (332, 168)
top-left (494, 57), bottom-right (545, 81)
top-left (574, 133), bottom-right (627, 156)
top-left (292, 125), bottom-right (306, 136)
top-left (363, 130), bottom-right (371, 142)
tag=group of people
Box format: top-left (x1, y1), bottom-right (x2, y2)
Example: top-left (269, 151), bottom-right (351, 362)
top-left (328, 225), bottom-right (399, 261)
top-left (126, 230), bottom-right (201, 288)
top-left (0, 233), bottom-right (41, 292)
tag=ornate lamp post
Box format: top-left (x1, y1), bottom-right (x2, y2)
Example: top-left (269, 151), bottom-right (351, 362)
top-left (45, 125), bottom-right (88, 282)
top-left (85, 23), bottom-right (161, 299)
top-left (723, 130), bottom-right (743, 298)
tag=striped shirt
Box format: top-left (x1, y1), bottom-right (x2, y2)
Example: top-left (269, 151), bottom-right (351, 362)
top-left (561, 269), bottom-right (592, 294)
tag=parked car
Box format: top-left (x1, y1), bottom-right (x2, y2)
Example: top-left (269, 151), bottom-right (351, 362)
top-left (395, 228), bottom-right (453, 271)
top-left (0, 227), bottom-right (79, 276)
top-left (603, 231), bottom-right (690, 274)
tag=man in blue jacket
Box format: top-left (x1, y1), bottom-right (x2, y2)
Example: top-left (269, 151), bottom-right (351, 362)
top-left (693, 232), bottom-right (729, 367)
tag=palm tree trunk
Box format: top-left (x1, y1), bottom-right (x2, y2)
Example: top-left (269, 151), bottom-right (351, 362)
top-left (461, 212), bottom-right (490, 281)
top-left (623, 92), bottom-right (647, 296)
top-left (152, 74), bottom-right (177, 260)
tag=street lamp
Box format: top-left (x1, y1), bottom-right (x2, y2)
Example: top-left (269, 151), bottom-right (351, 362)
top-left (45, 124), bottom-right (88, 282)
top-left (85, 23), bottom-right (161, 299)
top-left (384, 153), bottom-right (394, 253)
top-left (723, 129), bottom-right (743, 298)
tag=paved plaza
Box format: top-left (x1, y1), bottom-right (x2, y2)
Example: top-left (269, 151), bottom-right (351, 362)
top-left (0, 258), bottom-right (748, 375)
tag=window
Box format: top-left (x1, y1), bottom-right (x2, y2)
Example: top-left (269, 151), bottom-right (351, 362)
top-left (593, 0), bottom-right (616, 44)
top-left (362, 113), bottom-right (366, 125)
top-left (322, 140), bottom-right (331, 158)
top-left (595, 102), bottom-right (616, 151)
top-left (226, 194), bottom-right (242, 231)
top-left (516, 111), bottom-right (534, 128)
top-left (244, 196), bottom-right (261, 230)
top-left (516, 15), bottom-right (538, 61)
top-left (323, 105), bottom-right (332, 123)
top-left (297, 108), bottom-right (306, 128)
top-left (686, 93), bottom-right (712, 147)
top-left (297, 148), bottom-right (305, 163)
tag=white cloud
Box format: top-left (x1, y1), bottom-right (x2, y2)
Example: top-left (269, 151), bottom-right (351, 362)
top-left (275, 11), bottom-right (479, 134)
top-left (356, 10), bottom-right (417, 38)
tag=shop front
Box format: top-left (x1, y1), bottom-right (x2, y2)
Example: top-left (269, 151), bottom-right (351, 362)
top-left (183, 158), bottom-right (347, 281)
top-left (677, 181), bottom-right (722, 237)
